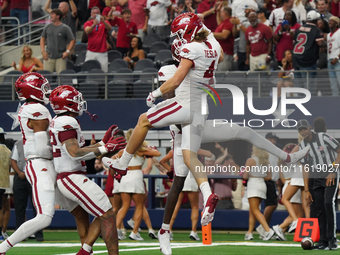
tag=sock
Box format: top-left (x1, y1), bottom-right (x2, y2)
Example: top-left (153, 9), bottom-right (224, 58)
top-left (82, 243), bottom-right (92, 253)
top-left (0, 214), bottom-right (51, 253)
top-left (161, 223), bottom-right (170, 231)
top-left (200, 182), bottom-right (212, 205)
top-left (120, 149), bottom-right (134, 168)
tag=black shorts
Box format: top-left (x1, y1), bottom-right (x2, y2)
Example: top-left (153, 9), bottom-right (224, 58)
top-left (0, 189), bottom-right (5, 210)
top-left (265, 180), bottom-right (278, 207)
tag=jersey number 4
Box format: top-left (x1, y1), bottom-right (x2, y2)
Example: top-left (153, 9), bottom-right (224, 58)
top-left (49, 131), bottom-right (61, 157)
top-left (294, 33), bottom-right (308, 54)
top-left (203, 60), bottom-right (216, 78)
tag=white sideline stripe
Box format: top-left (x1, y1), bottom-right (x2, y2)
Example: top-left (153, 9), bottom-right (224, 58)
top-left (51, 242), bottom-right (301, 255)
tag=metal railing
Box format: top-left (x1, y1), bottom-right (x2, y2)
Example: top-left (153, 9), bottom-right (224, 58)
top-left (0, 14), bottom-right (50, 68)
top-left (0, 69), bottom-right (336, 101)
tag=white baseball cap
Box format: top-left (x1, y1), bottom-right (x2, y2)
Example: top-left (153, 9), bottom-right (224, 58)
top-left (307, 10), bottom-right (321, 21)
top-left (0, 127), bottom-right (6, 134)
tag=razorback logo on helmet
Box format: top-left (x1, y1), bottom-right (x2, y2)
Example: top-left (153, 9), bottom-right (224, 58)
top-left (25, 75), bottom-right (40, 82)
top-left (41, 168), bottom-right (47, 172)
top-left (83, 179), bottom-right (88, 183)
top-left (60, 90), bottom-right (72, 98)
top-left (158, 72), bottom-right (165, 77)
top-left (63, 125), bottom-right (73, 130)
top-left (182, 48), bottom-right (190, 54)
top-left (32, 112), bottom-right (42, 117)
top-left (178, 17), bottom-right (191, 26)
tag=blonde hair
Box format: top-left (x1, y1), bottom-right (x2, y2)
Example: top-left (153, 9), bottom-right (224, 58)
top-left (105, 0), bottom-right (111, 7)
top-left (126, 128), bottom-right (148, 154)
top-left (21, 45), bottom-right (33, 63)
top-left (194, 29), bottom-right (209, 41)
top-left (252, 146), bottom-right (269, 166)
top-left (298, 133), bottom-right (304, 143)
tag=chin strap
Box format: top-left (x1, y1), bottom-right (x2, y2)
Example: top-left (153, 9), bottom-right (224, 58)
top-left (85, 110), bottom-right (98, 122)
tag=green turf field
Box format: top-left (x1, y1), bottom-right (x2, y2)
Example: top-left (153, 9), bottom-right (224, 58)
top-left (1, 230), bottom-right (332, 254)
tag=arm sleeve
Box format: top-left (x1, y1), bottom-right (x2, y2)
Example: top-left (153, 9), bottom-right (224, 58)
top-left (34, 131), bottom-right (53, 159)
top-left (65, 25), bottom-right (75, 43)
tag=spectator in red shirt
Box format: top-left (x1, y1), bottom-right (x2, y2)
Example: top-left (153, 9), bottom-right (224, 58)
top-left (111, 9), bottom-right (138, 56)
top-left (84, 7), bottom-right (112, 72)
top-left (197, 0), bottom-right (220, 31)
top-left (103, 0), bottom-right (122, 19)
top-left (0, 0), bottom-right (10, 17)
top-left (119, 0), bottom-right (148, 41)
top-left (330, 0), bottom-right (340, 17)
top-left (245, 12), bottom-right (273, 71)
top-left (273, 10), bottom-right (300, 66)
top-left (213, 5), bottom-right (234, 71)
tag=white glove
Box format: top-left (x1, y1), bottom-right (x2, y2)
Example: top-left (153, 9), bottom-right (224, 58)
top-left (146, 88), bottom-right (163, 107)
top-left (146, 92), bottom-right (156, 107)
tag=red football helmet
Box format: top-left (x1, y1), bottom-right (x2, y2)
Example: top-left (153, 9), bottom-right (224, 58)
top-left (170, 12), bottom-right (203, 44)
top-left (171, 38), bottom-right (183, 63)
top-left (49, 85), bottom-right (87, 116)
top-left (15, 72), bottom-right (50, 104)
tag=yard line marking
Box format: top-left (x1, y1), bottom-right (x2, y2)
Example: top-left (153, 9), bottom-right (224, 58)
top-left (55, 242), bottom-right (302, 254)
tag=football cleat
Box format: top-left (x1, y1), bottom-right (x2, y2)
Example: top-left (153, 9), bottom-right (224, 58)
top-left (286, 145), bottom-right (310, 164)
top-left (201, 193), bottom-right (219, 226)
top-left (158, 229), bottom-right (172, 255)
top-left (102, 157), bottom-right (127, 176)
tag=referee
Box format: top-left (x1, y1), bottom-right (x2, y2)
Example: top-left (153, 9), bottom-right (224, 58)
top-left (298, 119), bottom-right (340, 250)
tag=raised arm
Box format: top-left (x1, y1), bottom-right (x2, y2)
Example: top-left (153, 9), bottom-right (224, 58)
top-left (44, 0), bottom-right (52, 14)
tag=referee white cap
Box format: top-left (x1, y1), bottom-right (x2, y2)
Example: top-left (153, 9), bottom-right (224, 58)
top-left (296, 119), bottom-right (311, 130)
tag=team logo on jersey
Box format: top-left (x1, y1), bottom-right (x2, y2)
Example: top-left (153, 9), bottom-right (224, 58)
top-left (182, 48), bottom-right (190, 54)
top-left (63, 125), bottom-right (73, 130)
top-left (83, 179), bottom-right (88, 183)
top-left (41, 168), bottom-right (47, 172)
top-left (158, 72), bottom-right (165, 77)
top-left (32, 112), bottom-right (43, 117)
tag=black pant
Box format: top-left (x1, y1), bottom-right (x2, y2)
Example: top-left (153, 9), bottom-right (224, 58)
top-left (308, 178), bottom-right (317, 218)
top-left (313, 178), bottom-right (338, 243)
top-left (13, 175), bottom-right (43, 238)
top-left (237, 51), bottom-right (249, 71)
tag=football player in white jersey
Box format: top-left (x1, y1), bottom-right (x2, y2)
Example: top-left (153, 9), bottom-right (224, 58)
top-left (101, 12), bottom-right (225, 254)
top-left (0, 73), bottom-right (57, 254)
top-left (49, 85), bottom-right (126, 255)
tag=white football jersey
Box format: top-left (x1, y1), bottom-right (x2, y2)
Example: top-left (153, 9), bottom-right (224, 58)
top-left (50, 115), bottom-right (86, 174)
top-left (327, 29), bottom-right (340, 60)
top-left (18, 102), bottom-right (52, 160)
top-left (175, 33), bottom-right (221, 113)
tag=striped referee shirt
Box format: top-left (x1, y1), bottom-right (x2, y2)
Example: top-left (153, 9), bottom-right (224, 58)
top-left (299, 132), bottom-right (340, 178)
